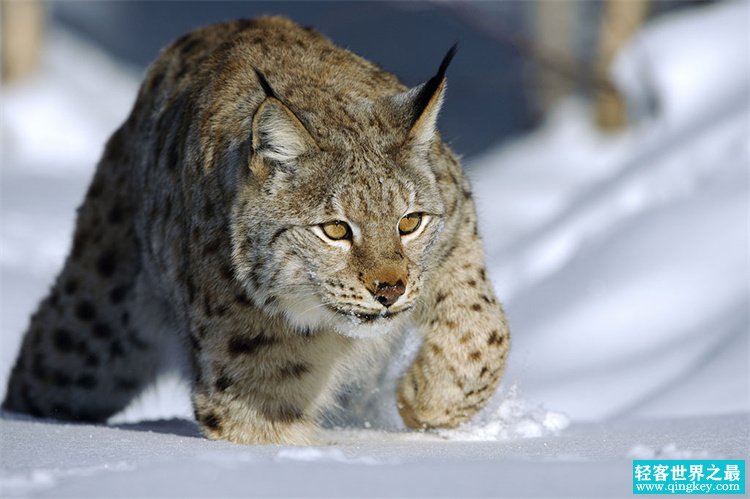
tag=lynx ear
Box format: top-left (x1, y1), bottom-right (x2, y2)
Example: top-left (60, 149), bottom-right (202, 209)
top-left (394, 45), bottom-right (457, 148)
top-left (251, 69), bottom-right (316, 168)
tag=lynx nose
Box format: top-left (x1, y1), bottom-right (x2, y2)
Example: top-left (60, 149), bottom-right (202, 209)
top-left (372, 280), bottom-right (405, 308)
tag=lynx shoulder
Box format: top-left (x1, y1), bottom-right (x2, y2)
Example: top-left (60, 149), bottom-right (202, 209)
top-left (3, 16), bottom-right (510, 444)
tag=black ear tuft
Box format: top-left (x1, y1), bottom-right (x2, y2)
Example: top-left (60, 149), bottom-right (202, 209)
top-left (412, 44), bottom-right (458, 124)
top-left (436, 43), bottom-right (458, 82)
top-left (254, 68), bottom-right (279, 100)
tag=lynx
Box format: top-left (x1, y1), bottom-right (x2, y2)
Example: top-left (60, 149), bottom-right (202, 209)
top-left (3, 16), bottom-right (510, 444)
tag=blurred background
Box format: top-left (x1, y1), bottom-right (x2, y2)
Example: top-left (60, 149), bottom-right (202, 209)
top-left (1, 0), bottom-right (748, 428)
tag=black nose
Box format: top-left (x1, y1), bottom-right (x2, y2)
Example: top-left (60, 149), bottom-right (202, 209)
top-left (372, 280), bottom-right (405, 308)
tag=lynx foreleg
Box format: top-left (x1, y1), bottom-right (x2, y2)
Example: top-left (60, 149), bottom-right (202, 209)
top-left (397, 226), bottom-right (510, 429)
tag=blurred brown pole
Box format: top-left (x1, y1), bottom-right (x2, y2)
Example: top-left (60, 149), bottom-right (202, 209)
top-left (595, 0), bottom-right (649, 131)
top-left (533, 0), bottom-right (578, 112)
top-left (1, 0), bottom-right (44, 83)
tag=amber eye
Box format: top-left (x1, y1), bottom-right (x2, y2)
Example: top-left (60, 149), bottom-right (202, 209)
top-left (398, 213), bottom-right (422, 235)
top-left (321, 221), bottom-right (352, 241)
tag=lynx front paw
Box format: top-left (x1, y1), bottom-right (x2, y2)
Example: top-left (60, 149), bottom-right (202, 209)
top-left (198, 411), bottom-right (320, 445)
top-left (193, 392), bottom-right (320, 445)
top-left (396, 359), bottom-right (470, 429)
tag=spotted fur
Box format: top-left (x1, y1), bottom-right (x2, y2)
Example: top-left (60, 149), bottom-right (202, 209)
top-left (3, 16), bottom-right (510, 444)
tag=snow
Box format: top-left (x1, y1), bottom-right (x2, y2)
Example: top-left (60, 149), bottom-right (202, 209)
top-left (1, 3), bottom-right (749, 496)
top-left (626, 443), bottom-right (710, 460)
top-left (436, 384), bottom-right (570, 441)
top-left (1, 412), bottom-right (746, 497)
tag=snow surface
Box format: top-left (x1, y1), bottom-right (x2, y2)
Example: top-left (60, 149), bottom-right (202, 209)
top-left (1, 2), bottom-right (749, 496)
top-left (1, 412), bottom-right (747, 497)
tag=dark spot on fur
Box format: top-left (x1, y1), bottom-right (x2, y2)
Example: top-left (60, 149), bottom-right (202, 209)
top-left (221, 265), bottom-right (235, 281)
top-left (52, 370), bottom-right (72, 387)
top-left (488, 330), bottom-right (504, 347)
top-left (269, 227), bottom-right (288, 247)
top-left (467, 280), bottom-right (476, 287)
top-left (235, 293), bottom-right (252, 306)
top-left (48, 292), bottom-right (60, 310)
top-left (166, 136), bottom-right (180, 172)
top-left (430, 344), bottom-right (442, 355)
top-left (435, 293), bottom-right (447, 304)
top-left (228, 334), bottom-right (276, 355)
top-left (265, 404), bottom-right (304, 424)
top-left (109, 285), bottom-right (129, 304)
top-left (64, 279), bottom-right (78, 295)
top-left (104, 129), bottom-right (128, 163)
top-left (201, 412), bottom-right (222, 430)
top-left (479, 269), bottom-right (487, 281)
top-left (439, 242), bottom-right (459, 265)
top-left (71, 231), bottom-right (89, 260)
top-left (192, 363), bottom-right (204, 386)
top-left (148, 71), bottom-right (165, 92)
top-left (92, 322), bottom-right (112, 339)
top-left (479, 366), bottom-right (489, 377)
top-left (51, 403), bottom-right (74, 419)
top-left (187, 277), bottom-right (196, 304)
top-left (279, 363), bottom-right (310, 380)
top-left (162, 196), bottom-right (173, 220)
top-left (75, 374), bottom-right (97, 389)
top-left (53, 328), bottom-right (74, 353)
top-left (107, 204), bottom-right (124, 224)
top-left (263, 295), bottom-right (277, 307)
top-left (188, 334), bottom-right (201, 353)
top-left (31, 353), bottom-right (48, 381)
top-left (202, 200), bottom-right (215, 221)
top-left (30, 328), bottom-right (43, 348)
top-left (411, 374), bottom-right (419, 394)
top-left (178, 36), bottom-right (201, 55)
top-left (203, 295), bottom-right (214, 317)
top-left (9, 357), bottom-right (24, 379)
top-left (469, 351), bottom-right (482, 361)
top-left (471, 303), bottom-right (482, 312)
top-left (20, 386), bottom-right (44, 418)
top-left (75, 301), bottom-right (96, 322)
top-left (84, 353), bottom-right (100, 368)
top-left (75, 407), bottom-right (110, 422)
top-left (109, 339), bottom-right (125, 359)
top-left (445, 321), bottom-right (458, 330)
top-left (460, 333), bottom-right (471, 344)
top-left (202, 238), bottom-right (221, 257)
top-left (235, 18), bottom-right (255, 32)
top-left (215, 376), bottom-right (232, 392)
top-left (87, 177), bottom-right (104, 199)
top-left (296, 326), bottom-right (313, 337)
top-left (96, 250), bottom-right (117, 277)
top-left (214, 303), bottom-right (229, 316)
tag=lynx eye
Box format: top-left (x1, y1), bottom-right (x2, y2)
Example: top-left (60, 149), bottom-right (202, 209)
top-left (321, 221), bottom-right (352, 241)
top-left (398, 213), bottom-right (422, 235)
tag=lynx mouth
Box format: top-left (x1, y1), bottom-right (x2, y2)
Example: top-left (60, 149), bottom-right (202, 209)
top-left (326, 305), bottom-right (412, 324)
top-left (328, 305), bottom-right (413, 339)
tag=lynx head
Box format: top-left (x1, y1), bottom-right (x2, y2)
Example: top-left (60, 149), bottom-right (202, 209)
top-left (232, 47), bottom-right (457, 338)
